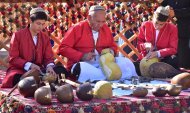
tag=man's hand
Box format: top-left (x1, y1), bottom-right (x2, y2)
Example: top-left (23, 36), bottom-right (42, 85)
top-left (146, 51), bottom-right (158, 59)
top-left (144, 42), bottom-right (154, 53)
top-left (81, 52), bottom-right (96, 61)
top-left (46, 66), bottom-right (56, 77)
top-left (101, 48), bottom-right (114, 56)
top-left (30, 63), bottom-right (41, 71)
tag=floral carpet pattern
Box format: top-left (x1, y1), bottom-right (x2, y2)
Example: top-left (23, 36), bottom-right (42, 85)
top-left (1, 88), bottom-right (190, 113)
top-left (1, 70), bottom-right (190, 113)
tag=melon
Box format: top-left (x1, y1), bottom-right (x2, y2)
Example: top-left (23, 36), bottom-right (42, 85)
top-left (93, 81), bottom-right (112, 99)
top-left (99, 52), bottom-right (122, 80)
top-left (139, 57), bottom-right (159, 77)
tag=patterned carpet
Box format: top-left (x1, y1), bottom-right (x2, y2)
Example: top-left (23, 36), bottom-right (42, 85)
top-left (1, 68), bottom-right (190, 112)
top-left (1, 81), bottom-right (190, 113)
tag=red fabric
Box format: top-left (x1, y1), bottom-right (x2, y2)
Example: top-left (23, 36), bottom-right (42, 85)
top-left (58, 20), bottom-right (117, 70)
top-left (1, 27), bottom-right (54, 88)
top-left (137, 21), bottom-right (178, 60)
top-left (1, 70), bottom-right (24, 88)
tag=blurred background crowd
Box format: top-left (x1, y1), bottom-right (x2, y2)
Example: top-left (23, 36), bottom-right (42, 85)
top-left (0, 1), bottom-right (159, 38)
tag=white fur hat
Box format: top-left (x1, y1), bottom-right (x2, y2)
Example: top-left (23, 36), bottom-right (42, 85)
top-left (155, 6), bottom-right (170, 16)
top-left (30, 7), bottom-right (47, 16)
top-left (89, 5), bottom-right (105, 12)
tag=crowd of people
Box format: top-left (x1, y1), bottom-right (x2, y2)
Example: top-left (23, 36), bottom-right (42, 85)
top-left (0, 1), bottom-right (190, 88)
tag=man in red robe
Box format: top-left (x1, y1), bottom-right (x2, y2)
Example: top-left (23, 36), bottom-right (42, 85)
top-left (58, 5), bottom-right (138, 82)
top-left (135, 6), bottom-right (179, 76)
top-left (1, 7), bottom-right (68, 88)
top-left (159, 0), bottom-right (190, 73)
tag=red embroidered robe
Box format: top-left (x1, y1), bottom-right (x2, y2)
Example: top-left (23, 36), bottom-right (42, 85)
top-left (1, 27), bottom-right (54, 88)
top-left (58, 20), bottom-right (117, 70)
top-left (137, 21), bottom-right (178, 60)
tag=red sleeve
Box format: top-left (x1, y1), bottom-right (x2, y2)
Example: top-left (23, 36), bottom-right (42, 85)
top-left (58, 26), bottom-right (83, 62)
top-left (137, 23), bottom-right (147, 52)
top-left (159, 25), bottom-right (178, 57)
top-left (112, 42), bottom-right (118, 56)
top-left (9, 33), bottom-right (27, 69)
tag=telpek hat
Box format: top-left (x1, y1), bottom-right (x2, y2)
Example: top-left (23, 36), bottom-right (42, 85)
top-left (155, 6), bottom-right (170, 16)
top-left (30, 7), bottom-right (47, 16)
top-left (89, 5), bottom-right (105, 12)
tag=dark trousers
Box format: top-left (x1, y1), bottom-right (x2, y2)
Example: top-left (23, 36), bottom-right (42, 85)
top-left (13, 65), bottom-right (69, 86)
top-left (134, 56), bottom-right (179, 76)
top-left (178, 38), bottom-right (190, 69)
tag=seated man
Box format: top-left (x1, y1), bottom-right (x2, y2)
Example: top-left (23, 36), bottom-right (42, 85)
top-left (159, 0), bottom-right (190, 71)
top-left (58, 5), bottom-right (138, 82)
top-left (1, 7), bottom-right (68, 88)
top-left (135, 6), bottom-right (178, 74)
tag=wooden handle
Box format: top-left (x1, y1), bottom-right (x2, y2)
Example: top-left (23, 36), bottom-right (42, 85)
top-left (61, 79), bottom-right (80, 87)
top-left (7, 83), bottom-right (18, 96)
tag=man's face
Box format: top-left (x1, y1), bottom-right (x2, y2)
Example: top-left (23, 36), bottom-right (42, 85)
top-left (89, 11), bottom-right (106, 31)
top-left (153, 19), bottom-right (166, 30)
top-left (30, 19), bottom-right (46, 34)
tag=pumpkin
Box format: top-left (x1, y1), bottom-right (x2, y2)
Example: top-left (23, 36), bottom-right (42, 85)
top-left (34, 86), bottom-right (52, 105)
top-left (18, 76), bottom-right (38, 98)
top-left (171, 72), bottom-right (190, 89)
top-left (149, 62), bottom-right (180, 78)
top-left (93, 81), bottom-right (112, 99)
top-left (166, 84), bottom-right (182, 96)
top-left (139, 57), bottom-right (159, 77)
top-left (56, 84), bottom-right (74, 103)
top-left (76, 82), bottom-right (93, 101)
top-left (152, 87), bottom-right (167, 97)
top-left (132, 87), bottom-right (148, 97)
